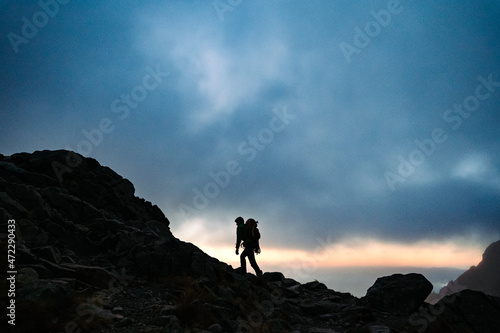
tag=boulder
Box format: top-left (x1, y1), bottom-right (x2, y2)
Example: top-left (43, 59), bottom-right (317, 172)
top-left (39, 258), bottom-right (76, 278)
top-left (207, 323), bottom-right (223, 333)
top-left (420, 290), bottom-right (500, 333)
top-left (300, 299), bottom-right (336, 315)
top-left (62, 264), bottom-right (116, 289)
top-left (0, 190), bottom-right (28, 216)
top-left (264, 271), bottom-right (285, 282)
top-left (191, 251), bottom-right (218, 283)
top-left (364, 273), bottom-right (433, 315)
top-left (17, 279), bottom-right (74, 307)
top-left (17, 267), bottom-right (39, 287)
top-left (33, 246), bottom-right (62, 264)
top-left (303, 280), bottom-right (328, 291)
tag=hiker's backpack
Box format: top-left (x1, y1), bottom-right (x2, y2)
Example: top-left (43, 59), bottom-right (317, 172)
top-left (237, 224), bottom-right (245, 241)
top-left (244, 219), bottom-right (260, 241)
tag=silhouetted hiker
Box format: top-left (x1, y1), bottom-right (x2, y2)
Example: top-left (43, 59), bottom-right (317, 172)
top-left (235, 217), bottom-right (263, 277)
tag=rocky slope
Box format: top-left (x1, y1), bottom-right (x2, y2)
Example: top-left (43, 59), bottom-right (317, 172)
top-left (427, 240), bottom-right (500, 304)
top-left (1, 150), bottom-right (499, 333)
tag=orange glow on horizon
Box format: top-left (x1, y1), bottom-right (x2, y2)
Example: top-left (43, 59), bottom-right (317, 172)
top-left (197, 239), bottom-right (483, 270)
top-left (172, 218), bottom-right (485, 271)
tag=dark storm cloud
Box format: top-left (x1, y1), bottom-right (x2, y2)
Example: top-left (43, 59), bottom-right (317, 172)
top-left (1, 0), bottom-right (499, 251)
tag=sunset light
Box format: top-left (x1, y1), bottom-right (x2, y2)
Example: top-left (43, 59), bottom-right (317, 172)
top-left (177, 227), bottom-right (484, 271)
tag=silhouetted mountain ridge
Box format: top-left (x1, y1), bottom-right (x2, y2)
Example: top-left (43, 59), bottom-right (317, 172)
top-left (1, 150), bottom-right (499, 333)
top-left (457, 240), bottom-right (500, 297)
top-left (426, 239), bottom-right (500, 304)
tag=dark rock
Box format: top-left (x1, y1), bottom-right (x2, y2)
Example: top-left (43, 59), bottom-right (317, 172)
top-left (367, 325), bottom-right (391, 333)
top-left (16, 219), bottom-right (39, 246)
top-left (307, 328), bottom-right (339, 333)
top-left (112, 306), bottom-right (124, 313)
top-left (2, 150), bottom-right (497, 333)
top-left (17, 267), bottom-right (39, 287)
top-left (300, 299), bottom-right (336, 315)
top-left (418, 290), bottom-right (500, 333)
top-left (152, 315), bottom-right (174, 326)
top-left (32, 231), bottom-right (51, 248)
top-left (41, 219), bottom-right (69, 241)
top-left (453, 240), bottom-right (500, 297)
top-left (191, 251), bottom-right (219, 283)
top-left (0, 190), bottom-right (28, 216)
top-left (160, 304), bottom-right (178, 316)
top-left (205, 303), bottom-right (235, 321)
top-left (115, 317), bottom-right (134, 327)
top-left (0, 182), bottom-right (51, 219)
top-left (41, 186), bottom-right (104, 222)
top-left (20, 264), bottom-right (52, 279)
top-left (283, 277), bottom-right (300, 288)
top-left (213, 285), bottom-right (235, 299)
top-left (229, 271), bottom-right (252, 290)
top-left (145, 219), bottom-right (172, 238)
top-left (17, 279), bottom-right (74, 306)
top-left (303, 280), bottom-right (328, 291)
top-left (33, 245), bottom-right (62, 264)
top-left (266, 318), bottom-right (290, 331)
top-left (207, 323), bottom-right (223, 333)
top-left (39, 258), bottom-right (76, 278)
top-left (430, 240), bottom-right (500, 303)
top-left (62, 263), bottom-right (115, 288)
top-left (17, 244), bottom-right (39, 264)
top-left (364, 273), bottom-right (433, 315)
top-left (264, 271), bottom-right (285, 282)
top-left (160, 315), bottom-right (183, 332)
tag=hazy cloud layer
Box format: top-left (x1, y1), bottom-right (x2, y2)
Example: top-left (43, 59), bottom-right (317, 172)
top-left (1, 0), bottom-right (499, 252)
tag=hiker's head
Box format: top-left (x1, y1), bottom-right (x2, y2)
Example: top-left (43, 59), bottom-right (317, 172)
top-left (235, 216), bottom-right (244, 225)
top-left (246, 218), bottom-right (257, 225)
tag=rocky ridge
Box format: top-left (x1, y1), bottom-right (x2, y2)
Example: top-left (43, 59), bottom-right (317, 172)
top-left (426, 240), bottom-right (500, 304)
top-left (1, 150), bottom-right (499, 333)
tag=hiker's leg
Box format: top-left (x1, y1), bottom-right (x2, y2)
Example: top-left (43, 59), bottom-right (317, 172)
top-left (240, 250), bottom-right (247, 274)
top-left (248, 250), bottom-right (262, 276)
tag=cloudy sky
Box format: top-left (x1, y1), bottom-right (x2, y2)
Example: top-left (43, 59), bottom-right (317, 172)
top-left (2, 0), bottom-right (500, 295)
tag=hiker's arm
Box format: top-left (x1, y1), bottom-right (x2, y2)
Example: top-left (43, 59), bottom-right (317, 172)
top-left (235, 228), bottom-right (241, 254)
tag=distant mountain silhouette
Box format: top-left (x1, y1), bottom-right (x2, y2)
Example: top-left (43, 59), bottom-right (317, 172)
top-left (427, 240), bottom-right (500, 304)
top-left (1, 150), bottom-right (499, 332)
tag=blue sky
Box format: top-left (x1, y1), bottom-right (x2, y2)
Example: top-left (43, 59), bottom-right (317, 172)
top-left (1, 0), bottom-right (500, 295)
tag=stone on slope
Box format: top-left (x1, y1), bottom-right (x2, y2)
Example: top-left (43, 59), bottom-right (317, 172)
top-left (62, 263), bottom-right (116, 288)
top-left (364, 273), bottom-right (433, 315)
top-left (422, 290), bottom-right (500, 333)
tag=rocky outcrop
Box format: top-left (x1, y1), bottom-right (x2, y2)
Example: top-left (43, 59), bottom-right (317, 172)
top-left (427, 240), bottom-right (500, 304)
top-left (0, 150), bottom-right (223, 281)
top-left (364, 273), bottom-right (433, 316)
top-left (454, 240), bottom-right (500, 297)
top-left (1, 150), bottom-right (498, 332)
top-left (413, 290), bottom-right (500, 333)
top-left (0, 150), bottom-right (231, 331)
